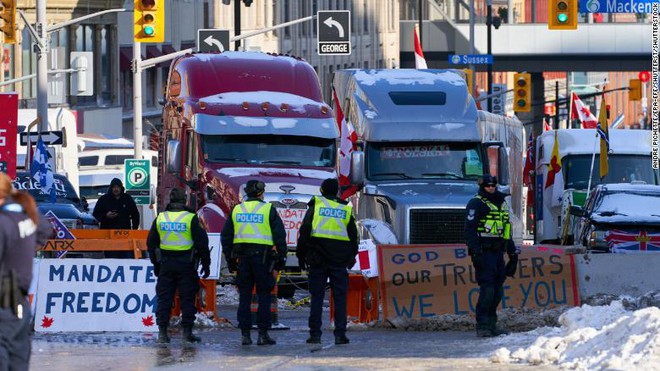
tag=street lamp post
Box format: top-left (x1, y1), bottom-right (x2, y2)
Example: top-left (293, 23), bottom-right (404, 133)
top-left (487, 0), bottom-right (493, 112)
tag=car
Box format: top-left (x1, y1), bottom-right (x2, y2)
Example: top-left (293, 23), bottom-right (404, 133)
top-left (13, 171), bottom-right (98, 230)
top-left (79, 169), bottom-right (125, 212)
top-left (571, 183), bottom-right (660, 253)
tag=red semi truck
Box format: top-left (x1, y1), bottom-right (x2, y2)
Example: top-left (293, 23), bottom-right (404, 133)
top-left (156, 52), bottom-right (339, 296)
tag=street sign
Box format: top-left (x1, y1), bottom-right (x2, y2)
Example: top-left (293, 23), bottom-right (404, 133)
top-left (491, 83), bottom-right (507, 116)
top-left (20, 130), bottom-right (63, 146)
top-left (0, 93), bottom-right (18, 178)
top-left (580, 0), bottom-right (654, 13)
top-left (197, 29), bottom-right (230, 53)
top-left (124, 159), bottom-right (151, 205)
top-left (448, 54), bottom-right (493, 65)
top-left (317, 10), bottom-right (351, 56)
top-left (639, 71), bottom-right (651, 83)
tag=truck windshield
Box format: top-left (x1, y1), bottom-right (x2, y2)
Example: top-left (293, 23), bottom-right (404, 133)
top-left (366, 142), bottom-right (484, 181)
top-left (200, 135), bottom-right (336, 167)
top-left (563, 154), bottom-right (659, 189)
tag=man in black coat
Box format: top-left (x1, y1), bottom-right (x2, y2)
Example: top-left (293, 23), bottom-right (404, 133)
top-left (464, 174), bottom-right (519, 337)
top-left (147, 188), bottom-right (210, 344)
top-left (221, 180), bottom-right (287, 346)
top-left (93, 178), bottom-right (140, 230)
top-left (297, 178), bottom-right (359, 345)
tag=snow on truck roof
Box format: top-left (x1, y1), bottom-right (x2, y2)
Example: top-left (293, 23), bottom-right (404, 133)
top-left (332, 69), bottom-right (480, 142)
top-left (173, 52), bottom-right (324, 102)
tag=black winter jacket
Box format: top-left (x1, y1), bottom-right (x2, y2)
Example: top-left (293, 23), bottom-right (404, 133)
top-left (464, 188), bottom-right (516, 256)
top-left (92, 181), bottom-right (140, 229)
top-left (296, 196), bottom-right (359, 268)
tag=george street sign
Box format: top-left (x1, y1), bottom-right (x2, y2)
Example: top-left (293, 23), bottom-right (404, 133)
top-left (20, 131), bottom-right (63, 146)
top-left (124, 159), bottom-right (151, 205)
top-left (448, 54), bottom-right (493, 65)
top-left (580, 0), bottom-right (655, 13)
top-left (197, 29), bottom-right (230, 53)
top-left (317, 10), bottom-right (351, 56)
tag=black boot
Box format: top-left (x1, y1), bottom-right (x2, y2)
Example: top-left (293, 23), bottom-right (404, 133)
top-left (334, 335), bottom-right (350, 345)
top-left (158, 325), bottom-right (170, 344)
top-left (476, 324), bottom-right (495, 338)
top-left (183, 326), bottom-right (201, 343)
top-left (490, 327), bottom-right (510, 336)
top-left (257, 330), bottom-right (276, 345)
top-left (241, 330), bottom-right (253, 345)
top-left (306, 335), bottom-right (321, 344)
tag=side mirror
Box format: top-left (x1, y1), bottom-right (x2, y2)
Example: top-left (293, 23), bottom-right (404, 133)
top-left (569, 205), bottom-right (585, 217)
top-left (166, 140), bottom-right (181, 174)
top-left (349, 150), bottom-right (365, 185)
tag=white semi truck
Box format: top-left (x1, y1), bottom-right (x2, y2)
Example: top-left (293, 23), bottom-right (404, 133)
top-left (534, 129), bottom-right (659, 244)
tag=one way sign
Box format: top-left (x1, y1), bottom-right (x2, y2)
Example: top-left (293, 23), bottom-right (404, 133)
top-left (20, 131), bottom-right (64, 146)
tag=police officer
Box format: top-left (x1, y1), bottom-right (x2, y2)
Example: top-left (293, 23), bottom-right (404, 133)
top-left (147, 188), bottom-right (210, 344)
top-left (0, 173), bottom-right (53, 369)
top-left (221, 180), bottom-right (287, 346)
top-left (297, 178), bottom-right (358, 345)
top-left (464, 174), bottom-right (519, 337)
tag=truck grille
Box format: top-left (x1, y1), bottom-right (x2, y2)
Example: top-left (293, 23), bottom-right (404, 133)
top-left (409, 209), bottom-right (466, 244)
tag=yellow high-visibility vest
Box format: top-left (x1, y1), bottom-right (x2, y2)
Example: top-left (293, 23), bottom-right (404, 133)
top-left (311, 196), bottom-right (352, 241)
top-left (157, 211), bottom-right (195, 251)
top-left (476, 195), bottom-right (511, 239)
top-left (232, 200), bottom-right (274, 245)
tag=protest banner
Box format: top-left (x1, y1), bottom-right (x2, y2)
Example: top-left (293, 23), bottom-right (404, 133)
top-left (378, 245), bottom-right (579, 320)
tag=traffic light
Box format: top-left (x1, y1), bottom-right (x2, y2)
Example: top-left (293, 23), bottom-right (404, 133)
top-left (462, 69), bottom-right (473, 96)
top-left (629, 79), bottom-right (642, 101)
top-left (134, 0), bottom-right (164, 43)
top-left (513, 72), bottom-right (531, 113)
top-left (0, 0), bottom-right (16, 44)
top-left (548, 0), bottom-right (578, 30)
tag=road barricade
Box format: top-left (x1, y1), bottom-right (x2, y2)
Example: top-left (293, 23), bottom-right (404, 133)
top-left (330, 273), bottom-right (379, 323)
top-left (39, 229), bottom-right (221, 322)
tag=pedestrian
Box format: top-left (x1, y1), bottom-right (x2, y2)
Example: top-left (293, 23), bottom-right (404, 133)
top-left (296, 178), bottom-right (358, 345)
top-left (0, 173), bottom-right (54, 370)
top-left (147, 188), bottom-right (210, 344)
top-left (464, 174), bottom-right (519, 337)
top-left (221, 180), bottom-right (287, 346)
top-left (93, 177), bottom-right (140, 230)
top-left (93, 178), bottom-right (141, 258)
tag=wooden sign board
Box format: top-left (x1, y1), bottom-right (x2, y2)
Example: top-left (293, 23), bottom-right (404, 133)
top-left (377, 244), bottom-right (579, 320)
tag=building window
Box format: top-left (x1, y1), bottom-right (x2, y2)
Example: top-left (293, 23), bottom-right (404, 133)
top-left (363, 0), bottom-right (369, 32)
top-left (284, 0), bottom-right (290, 37)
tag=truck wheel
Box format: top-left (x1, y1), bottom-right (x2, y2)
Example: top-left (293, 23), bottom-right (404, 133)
top-left (277, 285), bottom-right (296, 299)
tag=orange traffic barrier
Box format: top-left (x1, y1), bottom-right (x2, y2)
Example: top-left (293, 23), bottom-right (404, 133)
top-left (171, 279), bottom-right (221, 322)
top-left (39, 229), bottom-right (149, 259)
top-left (330, 274), bottom-right (379, 323)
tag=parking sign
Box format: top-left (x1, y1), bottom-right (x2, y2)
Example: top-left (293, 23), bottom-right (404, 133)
top-left (124, 159), bottom-right (151, 205)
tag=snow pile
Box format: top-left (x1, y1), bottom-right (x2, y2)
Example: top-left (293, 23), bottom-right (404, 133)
top-left (217, 284), bottom-right (240, 306)
top-left (491, 301), bottom-right (660, 370)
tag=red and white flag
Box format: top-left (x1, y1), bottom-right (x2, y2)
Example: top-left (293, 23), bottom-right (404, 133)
top-left (571, 92), bottom-right (598, 128)
top-left (414, 25), bottom-right (428, 69)
top-left (544, 119), bottom-right (552, 131)
top-left (332, 88), bottom-right (359, 199)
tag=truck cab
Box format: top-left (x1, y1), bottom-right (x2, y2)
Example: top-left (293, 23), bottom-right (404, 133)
top-left (158, 52), bottom-right (339, 294)
top-left (332, 69), bottom-right (523, 246)
top-left (535, 129), bottom-right (659, 244)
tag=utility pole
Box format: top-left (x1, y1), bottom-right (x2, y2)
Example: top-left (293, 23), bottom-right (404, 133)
top-left (234, 0), bottom-right (241, 51)
top-left (487, 0), bottom-right (493, 112)
top-left (133, 42), bottom-right (143, 160)
top-left (469, 0), bottom-right (475, 97)
top-left (36, 0), bottom-right (48, 132)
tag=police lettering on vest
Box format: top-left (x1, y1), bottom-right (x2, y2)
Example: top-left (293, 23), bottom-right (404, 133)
top-left (159, 222), bottom-right (188, 232)
top-left (318, 207), bottom-right (347, 219)
top-left (235, 213), bottom-right (265, 224)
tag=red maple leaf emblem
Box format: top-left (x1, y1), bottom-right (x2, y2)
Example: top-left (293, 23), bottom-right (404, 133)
top-left (41, 316), bottom-right (54, 328)
top-left (142, 315), bottom-right (155, 327)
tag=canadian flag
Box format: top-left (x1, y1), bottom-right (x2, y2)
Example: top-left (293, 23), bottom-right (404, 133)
top-left (571, 92), bottom-right (598, 128)
top-left (332, 88), bottom-right (359, 199)
top-left (414, 24), bottom-right (428, 69)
